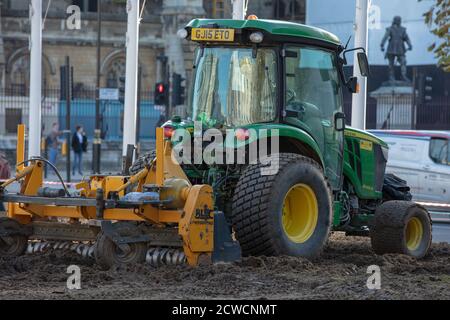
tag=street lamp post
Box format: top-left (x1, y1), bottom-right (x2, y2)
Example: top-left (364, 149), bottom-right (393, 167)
top-left (93, 0), bottom-right (102, 174)
top-left (28, 0), bottom-right (42, 158)
top-left (122, 0), bottom-right (140, 164)
top-left (351, 0), bottom-right (370, 130)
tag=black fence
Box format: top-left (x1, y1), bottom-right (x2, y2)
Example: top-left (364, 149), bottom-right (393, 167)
top-left (343, 96), bottom-right (450, 130)
top-left (1, 86), bottom-right (448, 139)
top-left (0, 86), bottom-right (162, 141)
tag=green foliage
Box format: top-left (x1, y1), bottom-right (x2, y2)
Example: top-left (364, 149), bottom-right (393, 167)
top-left (419, 0), bottom-right (450, 71)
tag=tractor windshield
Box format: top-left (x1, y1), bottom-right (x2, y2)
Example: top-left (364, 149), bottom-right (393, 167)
top-left (188, 47), bottom-right (278, 127)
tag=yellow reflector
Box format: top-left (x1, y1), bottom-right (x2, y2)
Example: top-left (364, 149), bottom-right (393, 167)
top-left (61, 141), bottom-right (67, 156)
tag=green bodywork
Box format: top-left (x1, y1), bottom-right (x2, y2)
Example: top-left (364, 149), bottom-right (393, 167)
top-left (186, 19), bottom-right (341, 47)
top-left (164, 18), bottom-right (390, 234)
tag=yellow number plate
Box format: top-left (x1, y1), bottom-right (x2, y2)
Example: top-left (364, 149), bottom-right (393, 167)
top-left (191, 28), bottom-right (235, 42)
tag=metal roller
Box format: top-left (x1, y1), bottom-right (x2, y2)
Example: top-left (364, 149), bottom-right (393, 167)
top-left (145, 247), bottom-right (186, 266)
top-left (25, 240), bottom-right (95, 259)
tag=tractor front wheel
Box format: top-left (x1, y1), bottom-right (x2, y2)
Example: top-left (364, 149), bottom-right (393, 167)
top-left (231, 153), bottom-right (332, 258)
top-left (370, 201), bottom-right (432, 259)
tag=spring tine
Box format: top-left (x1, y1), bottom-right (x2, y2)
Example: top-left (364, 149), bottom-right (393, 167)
top-left (81, 245), bottom-right (90, 258)
top-left (152, 248), bottom-right (160, 267)
top-left (165, 249), bottom-right (174, 265)
top-left (33, 242), bottom-right (41, 253)
top-left (178, 251), bottom-right (186, 265)
top-left (88, 245), bottom-right (95, 258)
top-left (76, 244), bottom-right (84, 255)
top-left (26, 243), bottom-right (34, 254)
top-left (146, 248), bottom-right (155, 264)
top-left (159, 248), bottom-right (169, 265)
top-left (171, 250), bottom-right (180, 265)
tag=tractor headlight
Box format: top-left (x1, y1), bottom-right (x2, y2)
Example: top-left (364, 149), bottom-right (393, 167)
top-left (381, 146), bottom-right (389, 162)
top-left (177, 28), bottom-right (188, 39)
top-left (249, 32), bottom-right (264, 43)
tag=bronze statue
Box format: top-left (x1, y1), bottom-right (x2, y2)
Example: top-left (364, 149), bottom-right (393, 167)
top-left (381, 16), bottom-right (412, 83)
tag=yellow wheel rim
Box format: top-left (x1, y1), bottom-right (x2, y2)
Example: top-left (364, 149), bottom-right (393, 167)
top-left (282, 183), bottom-right (318, 243)
top-left (405, 217), bottom-right (423, 251)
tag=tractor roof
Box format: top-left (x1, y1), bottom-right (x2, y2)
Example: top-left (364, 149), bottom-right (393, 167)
top-left (186, 19), bottom-right (341, 47)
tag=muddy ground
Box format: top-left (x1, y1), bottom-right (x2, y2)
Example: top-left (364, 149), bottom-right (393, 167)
top-left (0, 232), bottom-right (449, 300)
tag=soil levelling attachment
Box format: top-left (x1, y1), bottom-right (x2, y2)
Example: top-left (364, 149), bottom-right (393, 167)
top-left (0, 125), bottom-right (241, 269)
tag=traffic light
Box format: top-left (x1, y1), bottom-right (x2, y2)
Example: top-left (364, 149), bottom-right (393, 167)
top-left (119, 76), bottom-right (125, 104)
top-left (418, 74), bottom-right (433, 104)
top-left (172, 73), bottom-right (186, 106)
top-left (154, 82), bottom-right (168, 105)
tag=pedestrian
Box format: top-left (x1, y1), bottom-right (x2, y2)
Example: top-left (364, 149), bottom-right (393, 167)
top-left (0, 152), bottom-right (10, 212)
top-left (46, 123), bottom-right (62, 169)
top-left (71, 125), bottom-right (87, 176)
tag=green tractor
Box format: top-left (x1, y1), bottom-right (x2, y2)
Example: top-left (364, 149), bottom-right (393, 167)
top-left (132, 18), bottom-right (432, 259)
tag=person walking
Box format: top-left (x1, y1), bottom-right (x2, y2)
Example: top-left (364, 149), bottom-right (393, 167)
top-left (71, 125), bottom-right (87, 176)
top-left (0, 152), bottom-right (10, 212)
top-left (46, 123), bottom-right (62, 169)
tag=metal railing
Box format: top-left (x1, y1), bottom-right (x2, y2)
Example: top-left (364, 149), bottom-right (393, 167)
top-left (0, 86), bottom-right (162, 141)
top-left (344, 96), bottom-right (450, 130)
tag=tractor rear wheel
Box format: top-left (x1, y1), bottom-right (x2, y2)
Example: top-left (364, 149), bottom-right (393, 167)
top-left (94, 222), bottom-right (147, 270)
top-left (129, 149), bottom-right (156, 176)
top-left (370, 201), bottom-right (432, 259)
top-left (0, 217), bottom-right (28, 257)
top-left (231, 153), bottom-right (332, 258)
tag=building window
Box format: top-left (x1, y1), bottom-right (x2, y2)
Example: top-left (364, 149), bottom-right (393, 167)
top-left (273, 0), bottom-right (305, 22)
top-left (9, 55), bottom-right (29, 96)
top-left (8, 55), bottom-right (48, 96)
top-left (72, 0), bottom-right (98, 12)
top-left (5, 108), bottom-right (22, 134)
top-left (106, 57), bottom-right (126, 88)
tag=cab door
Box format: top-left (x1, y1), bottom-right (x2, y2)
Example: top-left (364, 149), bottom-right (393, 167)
top-left (283, 46), bottom-right (344, 190)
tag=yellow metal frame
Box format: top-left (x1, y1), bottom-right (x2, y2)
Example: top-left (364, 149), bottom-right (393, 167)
top-left (3, 125), bottom-right (216, 266)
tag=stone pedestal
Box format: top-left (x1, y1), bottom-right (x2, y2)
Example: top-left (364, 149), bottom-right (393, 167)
top-left (370, 81), bottom-right (414, 129)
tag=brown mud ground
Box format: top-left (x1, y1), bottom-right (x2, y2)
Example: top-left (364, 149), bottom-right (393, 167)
top-left (0, 232), bottom-right (449, 300)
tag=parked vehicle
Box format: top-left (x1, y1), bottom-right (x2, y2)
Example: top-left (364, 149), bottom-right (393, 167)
top-left (370, 130), bottom-right (450, 204)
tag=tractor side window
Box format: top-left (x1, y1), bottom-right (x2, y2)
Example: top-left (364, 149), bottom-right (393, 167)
top-left (429, 138), bottom-right (449, 165)
top-left (284, 46), bottom-right (344, 190)
top-left (285, 46), bottom-right (342, 122)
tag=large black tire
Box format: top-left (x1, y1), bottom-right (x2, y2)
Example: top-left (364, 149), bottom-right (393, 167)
top-left (94, 222), bottom-right (147, 270)
top-left (370, 201), bottom-right (432, 259)
top-left (129, 149), bottom-right (156, 176)
top-left (0, 217), bottom-right (28, 257)
top-left (231, 153), bottom-right (332, 258)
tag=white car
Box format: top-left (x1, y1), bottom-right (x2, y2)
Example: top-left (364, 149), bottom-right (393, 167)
top-left (369, 130), bottom-right (450, 204)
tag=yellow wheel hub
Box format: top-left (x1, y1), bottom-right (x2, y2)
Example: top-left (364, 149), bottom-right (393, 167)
top-left (282, 183), bottom-right (318, 243)
top-left (405, 217), bottom-right (423, 251)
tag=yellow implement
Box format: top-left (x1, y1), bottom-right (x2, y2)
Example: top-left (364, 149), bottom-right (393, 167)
top-left (0, 125), bottom-right (240, 268)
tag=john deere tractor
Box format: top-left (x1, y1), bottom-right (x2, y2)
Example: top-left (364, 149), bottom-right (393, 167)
top-left (131, 17), bottom-right (432, 260)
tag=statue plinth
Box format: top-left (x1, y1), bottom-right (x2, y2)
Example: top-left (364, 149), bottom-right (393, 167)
top-left (370, 83), bottom-right (414, 129)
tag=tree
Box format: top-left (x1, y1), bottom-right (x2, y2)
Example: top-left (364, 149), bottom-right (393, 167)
top-left (420, 0), bottom-right (450, 71)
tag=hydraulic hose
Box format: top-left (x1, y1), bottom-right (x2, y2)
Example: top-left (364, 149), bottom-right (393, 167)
top-left (15, 156), bottom-right (71, 196)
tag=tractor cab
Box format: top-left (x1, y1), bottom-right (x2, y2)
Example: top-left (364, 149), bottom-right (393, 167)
top-left (180, 18), bottom-right (370, 190)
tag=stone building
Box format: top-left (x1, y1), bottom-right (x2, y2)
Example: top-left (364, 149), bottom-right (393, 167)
top-left (0, 0), bottom-right (306, 137)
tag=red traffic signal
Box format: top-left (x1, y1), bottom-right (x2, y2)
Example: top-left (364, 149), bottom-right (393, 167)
top-left (154, 82), bottom-right (168, 105)
top-left (157, 83), bottom-right (165, 94)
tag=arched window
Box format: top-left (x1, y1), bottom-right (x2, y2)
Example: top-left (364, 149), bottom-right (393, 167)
top-left (7, 54), bottom-right (49, 96)
top-left (105, 57), bottom-right (126, 88)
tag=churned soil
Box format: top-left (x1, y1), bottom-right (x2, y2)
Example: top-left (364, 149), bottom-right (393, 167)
top-left (0, 232), bottom-right (449, 300)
